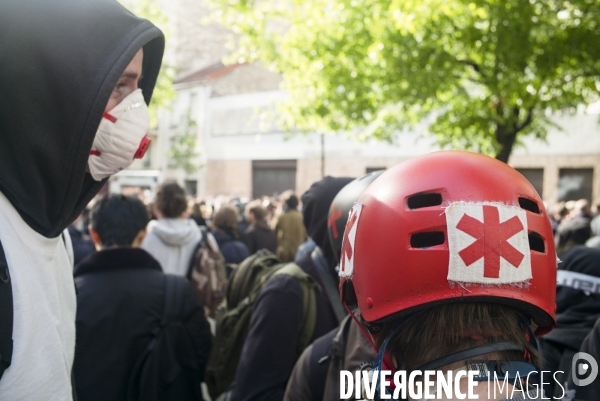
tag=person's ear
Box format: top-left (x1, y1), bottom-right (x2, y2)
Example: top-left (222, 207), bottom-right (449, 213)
top-left (132, 228), bottom-right (147, 248)
top-left (88, 226), bottom-right (103, 251)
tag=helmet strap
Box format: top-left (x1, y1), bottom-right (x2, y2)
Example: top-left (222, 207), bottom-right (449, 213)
top-left (369, 314), bottom-right (540, 399)
top-left (417, 341), bottom-right (524, 371)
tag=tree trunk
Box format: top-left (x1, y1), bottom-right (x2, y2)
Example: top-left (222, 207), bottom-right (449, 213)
top-left (494, 124), bottom-right (517, 163)
top-left (494, 106), bottom-right (533, 163)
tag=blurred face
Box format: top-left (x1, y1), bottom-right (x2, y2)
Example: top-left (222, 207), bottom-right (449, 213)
top-left (105, 48), bottom-right (144, 112)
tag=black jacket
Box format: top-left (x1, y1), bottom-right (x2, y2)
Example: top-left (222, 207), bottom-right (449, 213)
top-left (540, 246), bottom-right (600, 398)
top-left (73, 248), bottom-right (211, 401)
top-left (230, 177), bottom-right (351, 401)
top-left (212, 230), bottom-right (250, 265)
top-left (245, 221), bottom-right (278, 255)
top-left (68, 225), bottom-right (96, 266)
top-left (567, 317), bottom-right (600, 400)
top-left (231, 253), bottom-right (339, 401)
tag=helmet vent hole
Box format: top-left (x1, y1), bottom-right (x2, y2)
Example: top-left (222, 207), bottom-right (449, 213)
top-left (411, 232), bottom-right (445, 248)
top-left (518, 197), bottom-right (541, 214)
top-left (408, 193), bottom-right (443, 209)
top-left (528, 232), bottom-right (545, 253)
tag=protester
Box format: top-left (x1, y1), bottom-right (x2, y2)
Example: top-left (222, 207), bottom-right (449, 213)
top-left (190, 198), bottom-right (207, 227)
top-left (141, 182), bottom-right (202, 276)
top-left (294, 238), bottom-right (317, 263)
top-left (274, 194), bottom-right (306, 262)
top-left (0, 1), bottom-right (163, 397)
top-left (68, 211), bottom-right (96, 266)
top-left (232, 199), bottom-right (250, 245)
top-left (73, 195), bottom-right (211, 401)
top-left (555, 198), bottom-right (592, 256)
top-left (228, 176), bottom-right (352, 401)
top-left (285, 171), bottom-right (383, 401)
top-left (337, 151), bottom-right (557, 400)
top-left (550, 201), bottom-right (568, 235)
top-left (566, 317), bottom-right (600, 400)
top-left (263, 196), bottom-right (278, 226)
top-left (585, 214), bottom-right (600, 249)
top-left (212, 204), bottom-right (250, 267)
top-left (244, 200), bottom-right (277, 255)
top-left (539, 246), bottom-right (600, 397)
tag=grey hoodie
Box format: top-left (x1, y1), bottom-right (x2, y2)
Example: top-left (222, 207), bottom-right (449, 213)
top-left (141, 218), bottom-right (202, 276)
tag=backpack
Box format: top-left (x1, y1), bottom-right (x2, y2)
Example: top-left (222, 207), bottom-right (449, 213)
top-left (205, 249), bottom-right (319, 399)
top-left (126, 274), bottom-right (204, 401)
top-left (187, 227), bottom-right (228, 319)
top-left (0, 241), bottom-right (13, 382)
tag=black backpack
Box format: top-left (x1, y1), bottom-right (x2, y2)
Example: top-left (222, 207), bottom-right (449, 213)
top-left (126, 274), bottom-right (204, 401)
top-left (0, 241), bottom-right (13, 381)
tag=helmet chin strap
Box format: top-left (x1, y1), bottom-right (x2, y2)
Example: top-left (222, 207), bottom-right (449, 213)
top-left (370, 314), bottom-right (540, 400)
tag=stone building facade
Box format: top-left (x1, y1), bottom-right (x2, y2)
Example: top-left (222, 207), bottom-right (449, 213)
top-left (113, 0), bottom-right (600, 207)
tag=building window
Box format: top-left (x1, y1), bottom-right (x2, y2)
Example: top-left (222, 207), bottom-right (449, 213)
top-left (366, 167), bottom-right (386, 174)
top-left (516, 168), bottom-right (544, 198)
top-left (185, 180), bottom-right (198, 196)
top-left (252, 160), bottom-right (297, 199)
top-left (558, 168), bottom-right (594, 202)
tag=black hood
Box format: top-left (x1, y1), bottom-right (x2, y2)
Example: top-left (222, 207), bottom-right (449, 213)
top-left (0, 0), bottom-right (164, 238)
top-left (543, 246), bottom-right (600, 349)
top-left (301, 176), bottom-right (353, 269)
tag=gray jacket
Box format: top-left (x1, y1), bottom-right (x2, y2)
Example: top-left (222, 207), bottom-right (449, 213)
top-left (141, 218), bottom-right (201, 276)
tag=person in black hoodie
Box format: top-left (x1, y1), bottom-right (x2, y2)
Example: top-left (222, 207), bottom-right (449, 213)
top-left (73, 195), bottom-right (211, 401)
top-left (566, 317), bottom-right (600, 400)
top-left (0, 1), bottom-right (163, 398)
top-left (540, 246), bottom-right (600, 398)
top-left (230, 176), bottom-right (352, 401)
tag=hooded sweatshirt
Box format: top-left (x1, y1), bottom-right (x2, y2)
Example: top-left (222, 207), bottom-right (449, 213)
top-left (231, 177), bottom-right (352, 401)
top-left (141, 219), bottom-right (202, 276)
top-left (301, 176), bottom-right (354, 271)
top-left (540, 246), bottom-right (600, 398)
top-left (0, 1), bottom-right (163, 398)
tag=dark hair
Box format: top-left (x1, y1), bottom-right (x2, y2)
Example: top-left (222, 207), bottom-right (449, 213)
top-left (376, 303), bottom-right (542, 371)
top-left (155, 182), bottom-right (187, 218)
top-left (90, 194), bottom-right (149, 247)
top-left (213, 204), bottom-right (240, 239)
top-left (286, 194), bottom-right (299, 209)
top-left (246, 200), bottom-right (266, 221)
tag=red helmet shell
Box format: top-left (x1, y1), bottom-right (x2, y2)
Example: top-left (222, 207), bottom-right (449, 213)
top-left (340, 151), bottom-right (556, 335)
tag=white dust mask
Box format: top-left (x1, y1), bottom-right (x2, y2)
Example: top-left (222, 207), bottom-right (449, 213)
top-left (88, 88), bottom-right (151, 181)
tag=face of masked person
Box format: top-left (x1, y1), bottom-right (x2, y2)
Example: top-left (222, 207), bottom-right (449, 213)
top-left (87, 49), bottom-right (151, 181)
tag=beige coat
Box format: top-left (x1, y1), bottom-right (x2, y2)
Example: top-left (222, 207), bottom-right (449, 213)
top-left (273, 209), bottom-right (306, 262)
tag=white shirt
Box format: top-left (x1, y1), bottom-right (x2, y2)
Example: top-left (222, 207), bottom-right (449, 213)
top-left (0, 192), bottom-right (75, 400)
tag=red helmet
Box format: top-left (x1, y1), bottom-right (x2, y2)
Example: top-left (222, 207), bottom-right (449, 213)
top-left (339, 151), bottom-right (556, 336)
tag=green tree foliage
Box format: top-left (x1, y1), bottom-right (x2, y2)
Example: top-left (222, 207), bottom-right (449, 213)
top-left (168, 111), bottom-right (202, 174)
top-left (119, 0), bottom-right (176, 125)
top-left (209, 0), bottom-right (600, 161)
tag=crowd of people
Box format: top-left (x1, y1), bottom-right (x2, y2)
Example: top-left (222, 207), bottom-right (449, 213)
top-left (61, 171), bottom-right (600, 401)
top-left (2, 2), bottom-right (600, 401)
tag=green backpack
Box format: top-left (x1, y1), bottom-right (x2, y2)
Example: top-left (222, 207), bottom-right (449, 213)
top-left (205, 249), bottom-right (319, 399)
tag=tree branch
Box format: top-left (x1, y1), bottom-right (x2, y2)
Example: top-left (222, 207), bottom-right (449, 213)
top-left (515, 107), bottom-right (533, 132)
top-left (459, 59), bottom-right (481, 74)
